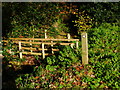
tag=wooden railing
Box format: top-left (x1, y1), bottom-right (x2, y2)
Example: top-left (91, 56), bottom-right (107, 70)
top-left (2, 38), bottom-right (79, 59)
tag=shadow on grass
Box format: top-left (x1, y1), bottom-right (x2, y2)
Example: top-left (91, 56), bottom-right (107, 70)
top-left (2, 57), bottom-right (36, 89)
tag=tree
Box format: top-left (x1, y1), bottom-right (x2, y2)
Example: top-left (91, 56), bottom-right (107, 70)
top-left (2, 2), bottom-right (119, 38)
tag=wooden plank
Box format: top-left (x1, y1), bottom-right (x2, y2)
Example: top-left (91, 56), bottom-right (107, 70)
top-left (22, 52), bottom-right (42, 55)
top-left (13, 41), bottom-right (42, 44)
top-left (22, 47), bottom-right (42, 51)
top-left (42, 43), bottom-right (45, 59)
top-left (52, 49), bottom-right (59, 51)
top-left (21, 47), bottom-right (59, 51)
top-left (45, 29), bottom-right (47, 39)
top-left (9, 38), bottom-right (79, 41)
top-left (76, 41), bottom-right (79, 48)
top-left (19, 41), bottom-right (22, 59)
top-left (51, 41), bottom-right (54, 54)
top-left (81, 32), bottom-right (88, 64)
top-left (2, 40), bottom-right (8, 43)
top-left (12, 41), bottom-right (75, 45)
top-left (30, 40), bottom-right (32, 52)
top-left (67, 33), bottom-right (70, 39)
top-left (43, 42), bottom-right (75, 45)
top-left (70, 43), bottom-right (74, 48)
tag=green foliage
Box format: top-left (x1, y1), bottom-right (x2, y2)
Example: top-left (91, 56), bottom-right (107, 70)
top-left (55, 18), bottom-right (69, 33)
top-left (2, 2), bottom-right (120, 88)
top-left (87, 23), bottom-right (119, 88)
top-left (3, 2), bottom-right (119, 38)
top-left (49, 18), bottom-right (69, 37)
top-left (78, 2), bottom-right (120, 27)
top-left (13, 23), bottom-right (120, 89)
top-left (15, 74), bottom-right (40, 89)
top-left (2, 2), bottom-right (62, 38)
top-left (45, 46), bottom-right (80, 67)
top-left (72, 11), bottom-right (92, 32)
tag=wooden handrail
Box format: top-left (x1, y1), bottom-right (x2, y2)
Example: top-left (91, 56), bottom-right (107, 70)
top-left (3, 38), bottom-right (79, 59)
top-left (2, 40), bottom-right (8, 43)
top-left (9, 38), bottom-right (79, 41)
top-left (12, 41), bottom-right (75, 45)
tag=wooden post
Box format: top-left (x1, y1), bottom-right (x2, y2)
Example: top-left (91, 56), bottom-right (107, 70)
top-left (67, 33), bottom-right (70, 39)
top-left (42, 43), bottom-right (45, 59)
top-left (45, 29), bottom-right (47, 39)
top-left (51, 41), bottom-right (54, 54)
top-left (81, 32), bottom-right (88, 64)
top-left (76, 41), bottom-right (79, 49)
top-left (67, 33), bottom-right (72, 48)
top-left (70, 43), bottom-right (74, 48)
top-left (19, 41), bottom-right (22, 59)
top-left (30, 40), bottom-right (32, 52)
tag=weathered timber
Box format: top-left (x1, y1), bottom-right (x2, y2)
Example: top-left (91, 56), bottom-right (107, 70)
top-left (45, 29), bottom-right (47, 39)
top-left (21, 47), bottom-right (59, 51)
top-left (19, 41), bottom-right (22, 59)
top-left (12, 41), bottom-right (75, 46)
top-left (81, 32), bottom-right (88, 64)
top-left (22, 52), bottom-right (42, 55)
top-left (9, 38), bottom-right (79, 41)
top-left (42, 43), bottom-right (45, 59)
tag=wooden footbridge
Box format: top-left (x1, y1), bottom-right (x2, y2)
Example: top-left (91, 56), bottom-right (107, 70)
top-left (3, 38), bottom-right (79, 59)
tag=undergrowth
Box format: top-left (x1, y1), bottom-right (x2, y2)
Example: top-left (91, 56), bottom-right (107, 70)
top-left (2, 23), bottom-right (120, 89)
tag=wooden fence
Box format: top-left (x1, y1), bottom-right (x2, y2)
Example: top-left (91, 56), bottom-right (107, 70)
top-left (2, 38), bottom-right (79, 59)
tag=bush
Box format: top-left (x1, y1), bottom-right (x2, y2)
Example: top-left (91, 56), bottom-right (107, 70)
top-left (3, 23), bottom-right (120, 89)
top-left (87, 23), bottom-right (120, 88)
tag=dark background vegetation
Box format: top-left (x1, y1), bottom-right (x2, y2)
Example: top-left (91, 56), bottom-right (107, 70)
top-left (2, 2), bottom-right (120, 89)
top-left (2, 2), bottom-right (120, 38)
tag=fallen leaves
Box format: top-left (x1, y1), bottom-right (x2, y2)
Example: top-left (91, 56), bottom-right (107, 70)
top-left (75, 65), bottom-right (84, 71)
top-left (81, 82), bottom-right (88, 87)
top-left (34, 76), bottom-right (39, 79)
